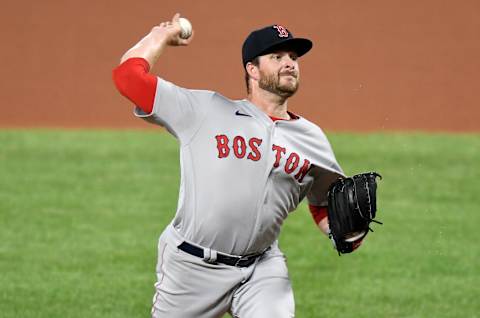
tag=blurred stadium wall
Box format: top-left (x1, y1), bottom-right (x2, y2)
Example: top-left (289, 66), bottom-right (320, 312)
top-left (1, 0), bottom-right (478, 131)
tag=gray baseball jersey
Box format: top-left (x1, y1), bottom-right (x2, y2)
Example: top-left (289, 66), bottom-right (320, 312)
top-left (135, 77), bottom-right (344, 256)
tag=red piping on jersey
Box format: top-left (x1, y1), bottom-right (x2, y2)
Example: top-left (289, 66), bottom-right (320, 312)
top-left (112, 57), bottom-right (157, 114)
top-left (269, 111), bottom-right (299, 122)
top-left (269, 116), bottom-right (285, 122)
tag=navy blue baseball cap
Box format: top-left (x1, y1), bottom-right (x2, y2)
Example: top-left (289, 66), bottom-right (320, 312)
top-left (242, 25), bottom-right (313, 67)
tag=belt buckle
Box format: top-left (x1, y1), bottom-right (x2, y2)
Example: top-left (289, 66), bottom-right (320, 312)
top-left (234, 255), bottom-right (252, 267)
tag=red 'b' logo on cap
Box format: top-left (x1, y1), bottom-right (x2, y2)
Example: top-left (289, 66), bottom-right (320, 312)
top-left (273, 25), bottom-right (289, 38)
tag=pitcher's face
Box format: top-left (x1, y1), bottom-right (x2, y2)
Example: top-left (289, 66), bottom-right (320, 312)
top-left (257, 51), bottom-right (300, 97)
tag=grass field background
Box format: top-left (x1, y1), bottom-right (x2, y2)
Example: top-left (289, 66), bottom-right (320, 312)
top-left (0, 130), bottom-right (478, 318)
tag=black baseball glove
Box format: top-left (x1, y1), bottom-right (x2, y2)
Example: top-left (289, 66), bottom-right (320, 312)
top-left (327, 172), bottom-right (382, 255)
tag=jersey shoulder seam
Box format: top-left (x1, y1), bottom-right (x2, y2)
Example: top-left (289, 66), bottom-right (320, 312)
top-left (181, 90), bottom-right (217, 147)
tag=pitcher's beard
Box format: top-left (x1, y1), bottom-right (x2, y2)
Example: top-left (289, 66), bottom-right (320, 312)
top-left (258, 71), bottom-right (299, 98)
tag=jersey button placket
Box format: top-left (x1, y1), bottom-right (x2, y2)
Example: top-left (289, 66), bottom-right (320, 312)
top-left (263, 123), bottom-right (277, 205)
top-left (244, 121), bottom-right (276, 252)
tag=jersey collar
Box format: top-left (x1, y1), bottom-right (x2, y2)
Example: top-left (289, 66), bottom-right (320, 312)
top-left (241, 99), bottom-right (301, 123)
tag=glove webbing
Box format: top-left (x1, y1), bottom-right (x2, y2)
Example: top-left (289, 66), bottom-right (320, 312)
top-left (353, 172), bottom-right (383, 225)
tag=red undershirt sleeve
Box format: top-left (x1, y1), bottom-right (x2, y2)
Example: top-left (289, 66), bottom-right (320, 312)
top-left (310, 204), bottom-right (363, 250)
top-left (112, 57), bottom-right (157, 114)
top-left (309, 204), bottom-right (328, 224)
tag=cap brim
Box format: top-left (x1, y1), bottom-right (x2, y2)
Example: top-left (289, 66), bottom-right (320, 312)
top-left (261, 38), bottom-right (313, 58)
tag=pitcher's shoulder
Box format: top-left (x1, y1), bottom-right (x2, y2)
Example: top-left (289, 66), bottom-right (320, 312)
top-left (209, 91), bottom-right (240, 105)
top-left (297, 117), bottom-right (330, 140)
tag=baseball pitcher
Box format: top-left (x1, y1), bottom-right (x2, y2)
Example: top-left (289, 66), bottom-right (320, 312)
top-left (112, 13), bottom-right (381, 318)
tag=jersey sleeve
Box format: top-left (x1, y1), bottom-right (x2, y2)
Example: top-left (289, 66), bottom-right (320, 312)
top-left (113, 57), bottom-right (214, 143)
top-left (306, 167), bottom-right (343, 207)
top-left (134, 78), bottom-right (214, 142)
top-left (304, 125), bottom-right (345, 207)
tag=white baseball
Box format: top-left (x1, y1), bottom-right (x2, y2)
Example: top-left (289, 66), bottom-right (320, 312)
top-left (178, 17), bottom-right (192, 39)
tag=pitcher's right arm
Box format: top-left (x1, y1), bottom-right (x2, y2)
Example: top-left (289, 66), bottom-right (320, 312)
top-left (112, 13), bottom-right (194, 113)
top-left (121, 13), bottom-right (193, 67)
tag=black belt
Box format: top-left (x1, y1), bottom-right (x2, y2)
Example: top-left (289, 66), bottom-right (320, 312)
top-left (177, 241), bottom-right (264, 267)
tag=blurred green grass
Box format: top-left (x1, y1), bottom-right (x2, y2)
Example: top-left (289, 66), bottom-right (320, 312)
top-left (0, 130), bottom-right (478, 318)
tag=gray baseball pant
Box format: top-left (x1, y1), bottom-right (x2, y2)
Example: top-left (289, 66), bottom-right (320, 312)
top-left (151, 224), bottom-right (295, 318)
